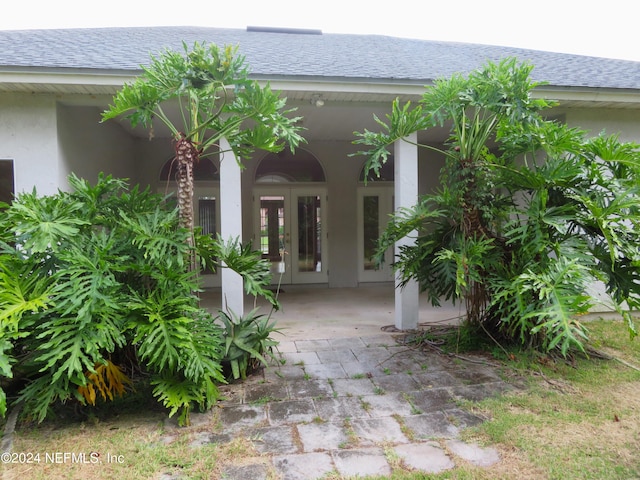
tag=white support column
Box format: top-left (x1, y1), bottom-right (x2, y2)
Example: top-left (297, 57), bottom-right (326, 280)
top-left (394, 133), bottom-right (420, 330)
top-left (219, 137), bottom-right (244, 316)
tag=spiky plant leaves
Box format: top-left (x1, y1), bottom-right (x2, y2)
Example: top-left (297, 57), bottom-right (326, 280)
top-left (211, 236), bottom-right (278, 308)
top-left (219, 308), bottom-right (282, 380)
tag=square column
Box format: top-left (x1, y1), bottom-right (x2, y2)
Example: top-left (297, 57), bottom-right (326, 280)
top-left (394, 133), bottom-right (420, 330)
top-left (219, 137), bottom-right (244, 316)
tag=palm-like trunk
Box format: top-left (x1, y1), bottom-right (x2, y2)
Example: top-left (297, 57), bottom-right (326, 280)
top-left (459, 156), bottom-right (489, 326)
top-left (175, 134), bottom-right (199, 271)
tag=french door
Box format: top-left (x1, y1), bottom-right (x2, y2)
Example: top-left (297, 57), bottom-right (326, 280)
top-left (254, 187), bottom-right (328, 285)
top-left (357, 186), bottom-right (394, 282)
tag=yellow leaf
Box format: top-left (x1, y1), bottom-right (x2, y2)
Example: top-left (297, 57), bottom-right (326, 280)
top-left (77, 360), bottom-right (132, 405)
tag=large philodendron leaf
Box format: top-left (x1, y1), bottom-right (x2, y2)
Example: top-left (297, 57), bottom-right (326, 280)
top-left (6, 190), bottom-right (89, 254)
top-left (514, 259), bottom-right (594, 355)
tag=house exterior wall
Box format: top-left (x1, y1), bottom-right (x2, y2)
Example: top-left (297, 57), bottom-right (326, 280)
top-left (56, 104), bottom-right (137, 190)
top-left (5, 90), bottom-right (636, 299)
top-left (563, 108), bottom-right (640, 142)
top-left (0, 93), bottom-right (59, 196)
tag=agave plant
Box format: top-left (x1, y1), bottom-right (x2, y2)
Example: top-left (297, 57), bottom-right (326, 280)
top-left (218, 308), bottom-right (282, 380)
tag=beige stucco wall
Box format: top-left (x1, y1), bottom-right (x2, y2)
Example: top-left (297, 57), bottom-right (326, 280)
top-left (0, 93), bottom-right (59, 196)
top-left (57, 104), bottom-right (137, 190)
top-left (0, 95), bottom-right (141, 196)
top-left (563, 107), bottom-right (640, 142)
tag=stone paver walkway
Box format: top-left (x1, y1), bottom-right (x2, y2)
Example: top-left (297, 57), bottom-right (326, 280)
top-left (184, 334), bottom-right (514, 479)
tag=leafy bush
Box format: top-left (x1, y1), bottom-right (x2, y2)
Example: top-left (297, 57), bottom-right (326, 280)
top-left (355, 58), bottom-right (640, 355)
top-left (0, 174), bottom-right (277, 425)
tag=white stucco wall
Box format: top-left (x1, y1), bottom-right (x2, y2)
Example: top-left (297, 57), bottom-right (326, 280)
top-left (563, 108), bottom-right (640, 143)
top-left (0, 93), bottom-right (59, 196)
top-left (131, 137), bottom-right (174, 187)
top-left (57, 104), bottom-right (137, 189)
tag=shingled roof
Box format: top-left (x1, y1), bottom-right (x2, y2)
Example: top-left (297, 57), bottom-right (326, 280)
top-left (0, 26), bottom-right (639, 90)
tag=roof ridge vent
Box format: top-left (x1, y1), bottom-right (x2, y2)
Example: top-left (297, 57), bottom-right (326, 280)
top-left (246, 26), bottom-right (322, 35)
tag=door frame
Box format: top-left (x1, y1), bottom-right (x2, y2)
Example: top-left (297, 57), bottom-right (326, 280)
top-left (253, 186), bottom-right (328, 285)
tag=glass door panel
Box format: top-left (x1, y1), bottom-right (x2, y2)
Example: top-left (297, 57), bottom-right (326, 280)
top-left (194, 189), bottom-right (220, 287)
top-left (291, 190), bottom-right (327, 283)
top-left (258, 195), bottom-right (289, 282)
top-left (362, 195), bottom-right (379, 271)
top-left (198, 196), bottom-right (217, 275)
top-left (296, 195), bottom-right (322, 273)
top-left (358, 186), bottom-right (394, 282)
top-left (254, 188), bottom-right (327, 285)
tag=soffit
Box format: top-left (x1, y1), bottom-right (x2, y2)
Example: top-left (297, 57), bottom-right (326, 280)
top-left (2, 71), bottom-right (639, 143)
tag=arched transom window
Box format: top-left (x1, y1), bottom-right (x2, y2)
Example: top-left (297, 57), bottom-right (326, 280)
top-left (255, 149), bottom-right (325, 183)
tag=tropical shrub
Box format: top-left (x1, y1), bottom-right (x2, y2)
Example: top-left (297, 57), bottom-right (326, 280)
top-left (102, 41), bottom-right (305, 248)
top-left (354, 58), bottom-right (640, 355)
top-left (0, 174), bottom-right (277, 425)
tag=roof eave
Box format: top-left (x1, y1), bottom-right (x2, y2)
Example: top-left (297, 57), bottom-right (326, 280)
top-left (1, 68), bottom-right (640, 108)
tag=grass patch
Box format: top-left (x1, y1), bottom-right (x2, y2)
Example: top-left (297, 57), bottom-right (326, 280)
top-left (455, 318), bottom-right (640, 480)
top-left (5, 411), bottom-right (236, 480)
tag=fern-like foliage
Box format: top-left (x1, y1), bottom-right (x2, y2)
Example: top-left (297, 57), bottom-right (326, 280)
top-left (355, 58), bottom-right (640, 354)
top-left (0, 173), bottom-right (275, 423)
top-left (77, 360), bottom-right (133, 405)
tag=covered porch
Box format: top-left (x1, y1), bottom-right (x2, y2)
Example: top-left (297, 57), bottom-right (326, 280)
top-left (198, 284), bottom-right (464, 341)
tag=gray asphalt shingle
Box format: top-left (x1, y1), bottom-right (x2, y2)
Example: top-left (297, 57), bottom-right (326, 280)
top-left (0, 26), bottom-right (638, 89)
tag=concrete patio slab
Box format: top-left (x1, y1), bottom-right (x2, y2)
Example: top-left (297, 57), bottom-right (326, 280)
top-left (411, 369), bottom-right (459, 388)
top-left (302, 362), bottom-right (347, 379)
top-left (220, 461), bottom-right (270, 480)
top-left (372, 372), bottom-right (421, 391)
top-left (350, 417), bottom-right (409, 445)
top-left (272, 452), bottom-right (335, 480)
top-left (316, 348), bottom-right (358, 364)
top-left (332, 447), bottom-right (393, 477)
top-left (446, 439), bottom-right (501, 466)
top-left (281, 351), bottom-right (322, 366)
top-left (297, 421), bottom-right (350, 452)
top-left (330, 377), bottom-right (378, 396)
top-left (406, 387), bottom-right (456, 413)
top-left (269, 399), bottom-right (318, 425)
top-left (216, 404), bottom-right (267, 431)
top-left (244, 382), bottom-right (289, 403)
top-left (359, 392), bottom-right (415, 417)
top-left (394, 441), bottom-right (456, 473)
top-left (196, 331), bottom-right (514, 479)
top-left (404, 412), bottom-right (461, 439)
top-left (313, 396), bottom-right (370, 420)
top-left (287, 378), bottom-right (333, 399)
top-left (249, 425), bottom-right (299, 455)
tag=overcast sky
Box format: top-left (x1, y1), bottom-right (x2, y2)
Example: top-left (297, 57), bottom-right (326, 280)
top-left (2, 0), bottom-right (639, 62)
